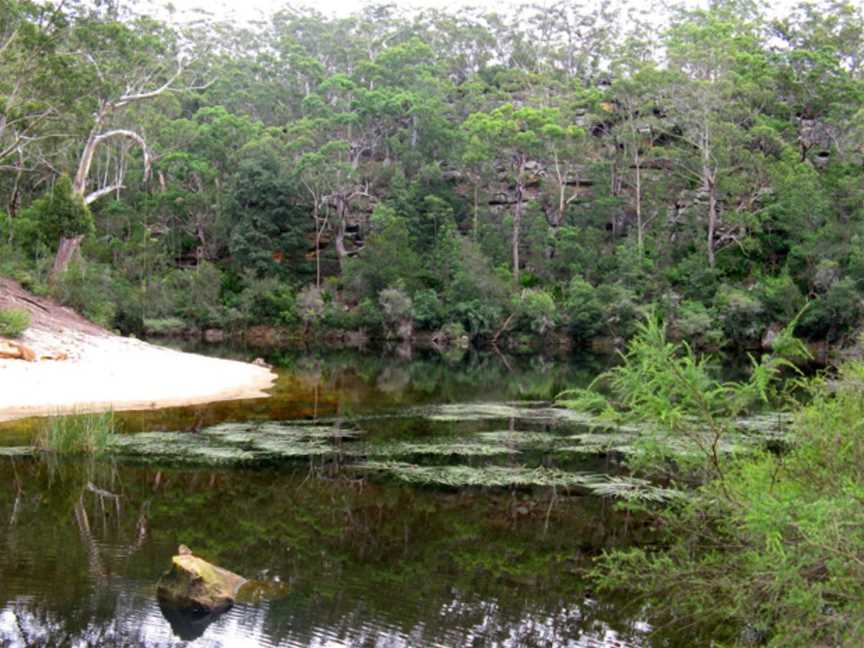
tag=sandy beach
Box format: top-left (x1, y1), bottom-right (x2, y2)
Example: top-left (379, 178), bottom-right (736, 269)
top-left (0, 278), bottom-right (275, 422)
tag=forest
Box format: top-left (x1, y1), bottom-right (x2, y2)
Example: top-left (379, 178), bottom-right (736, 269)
top-left (2, 2), bottom-right (864, 646)
top-left (1, 0), bottom-right (862, 350)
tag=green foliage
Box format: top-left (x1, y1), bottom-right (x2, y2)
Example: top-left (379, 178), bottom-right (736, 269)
top-left (0, 307), bottom-right (31, 338)
top-left (713, 285), bottom-right (766, 347)
top-left (563, 277), bottom-right (604, 342)
top-left (36, 412), bottom-right (117, 455)
top-left (594, 362), bottom-right (864, 646)
top-left (512, 289), bottom-right (557, 335)
top-left (797, 277), bottom-right (862, 342)
top-left (48, 261), bottom-right (117, 327)
top-left (558, 311), bottom-right (808, 481)
top-left (411, 289), bottom-right (444, 330)
top-left (673, 300), bottom-right (726, 349)
top-left (20, 177), bottom-right (93, 247)
top-left (378, 287), bottom-right (413, 326)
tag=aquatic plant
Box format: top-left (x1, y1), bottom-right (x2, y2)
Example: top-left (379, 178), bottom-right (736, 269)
top-left (355, 462), bottom-right (680, 502)
top-left (36, 411), bottom-right (116, 455)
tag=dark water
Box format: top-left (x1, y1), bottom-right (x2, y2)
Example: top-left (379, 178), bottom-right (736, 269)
top-left (0, 349), bottom-right (670, 648)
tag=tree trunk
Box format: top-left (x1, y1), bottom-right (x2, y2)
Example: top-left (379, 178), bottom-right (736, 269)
top-left (334, 198), bottom-right (349, 273)
top-left (635, 147), bottom-right (643, 254)
top-left (707, 179), bottom-right (717, 269)
top-left (51, 235), bottom-right (84, 277)
top-left (473, 183), bottom-right (479, 242)
top-left (512, 178), bottom-right (523, 285)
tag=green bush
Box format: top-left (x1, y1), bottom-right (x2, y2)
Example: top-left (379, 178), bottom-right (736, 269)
top-left (513, 289), bottom-right (557, 334)
top-left (143, 317), bottom-right (188, 337)
top-left (226, 275), bottom-right (298, 327)
top-left (596, 283), bottom-right (640, 339)
top-left (593, 361), bottom-right (864, 646)
top-left (563, 277), bottom-right (604, 342)
top-left (36, 411), bottom-right (116, 455)
top-left (797, 277), bottom-right (862, 341)
top-left (0, 307), bottom-right (31, 338)
top-left (20, 176), bottom-right (94, 249)
top-left (674, 300), bottom-right (725, 349)
top-left (49, 261), bottom-right (117, 327)
top-left (713, 285), bottom-right (765, 347)
top-left (756, 273), bottom-right (805, 322)
top-left (412, 289), bottom-right (444, 330)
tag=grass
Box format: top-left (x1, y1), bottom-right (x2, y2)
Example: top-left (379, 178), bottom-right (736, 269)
top-left (0, 307), bottom-right (31, 338)
top-left (36, 411), bottom-right (117, 455)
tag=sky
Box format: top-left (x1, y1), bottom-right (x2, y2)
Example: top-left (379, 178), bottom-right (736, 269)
top-left (150, 0), bottom-right (516, 23)
top-left (139, 0), bottom-right (802, 28)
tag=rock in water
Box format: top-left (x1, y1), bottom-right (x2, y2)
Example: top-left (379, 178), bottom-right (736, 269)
top-left (156, 547), bottom-right (247, 613)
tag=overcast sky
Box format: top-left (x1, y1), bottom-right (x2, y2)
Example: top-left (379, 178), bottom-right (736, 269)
top-left (149, 0), bottom-right (512, 24)
top-left (139, 0), bottom-right (803, 28)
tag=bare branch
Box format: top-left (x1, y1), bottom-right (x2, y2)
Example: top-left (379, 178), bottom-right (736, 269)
top-left (90, 129), bottom-right (152, 180)
top-left (84, 184), bottom-right (125, 205)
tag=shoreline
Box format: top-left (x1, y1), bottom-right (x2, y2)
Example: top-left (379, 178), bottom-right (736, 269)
top-left (0, 277), bottom-right (276, 423)
top-left (0, 337), bottom-right (276, 423)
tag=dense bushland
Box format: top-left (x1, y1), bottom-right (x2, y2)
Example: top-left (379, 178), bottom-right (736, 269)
top-left (0, 0), bottom-right (863, 349)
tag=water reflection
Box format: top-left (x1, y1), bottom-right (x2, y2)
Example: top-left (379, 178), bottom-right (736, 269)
top-left (0, 455), bottom-right (655, 647)
top-left (0, 349), bottom-right (687, 647)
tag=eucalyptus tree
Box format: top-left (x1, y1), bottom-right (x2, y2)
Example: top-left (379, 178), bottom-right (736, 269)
top-left (52, 11), bottom-right (209, 273)
top-left (659, 2), bottom-right (774, 268)
top-left (463, 104), bottom-right (564, 283)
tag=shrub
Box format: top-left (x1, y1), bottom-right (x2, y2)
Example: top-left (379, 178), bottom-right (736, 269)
top-left (756, 273), bottom-right (805, 322)
top-left (713, 285), bottom-right (765, 347)
top-left (596, 283), bottom-right (640, 339)
top-left (227, 275), bottom-right (298, 326)
top-left (49, 261), bottom-right (117, 327)
top-left (674, 300), bottom-right (725, 349)
top-left (797, 277), bottom-right (862, 341)
top-left (19, 176), bottom-right (93, 248)
top-left (36, 411), bottom-right (116, 455)
top-left (297, 285), bottom-right (325, 327)
top-left (513, 289), bottom-right (557, 335)
top-left (379, 287), bottom-right (413, 325)
top-left (0, 307), bottom-right (31, 338)
top-left (412, 289), bottom-right (444, 330)
top-left (143, 317), bottom-right (188, 337)
top-left (592, 361), bottom-right (864, 646)
top-left (563, 277), bottom-right (604, 342)
top-left (161, 262), bottom-right (225, 327)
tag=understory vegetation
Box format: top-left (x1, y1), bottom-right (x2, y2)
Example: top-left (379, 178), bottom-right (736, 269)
top-left (564, 314), bottom-right (864, 646)
top-left (0, 307), bottom-right (30, 338)
top-left (0, 0), bottom-right (862, 350)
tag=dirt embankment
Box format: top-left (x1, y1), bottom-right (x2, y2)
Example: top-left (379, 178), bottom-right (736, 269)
top-left (0, 278), bottom-right (275, 422)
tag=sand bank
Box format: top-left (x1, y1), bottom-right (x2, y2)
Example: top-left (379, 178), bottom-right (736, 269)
top-left (0, 336), bottom-right (275, 422)
top-left (0, 278), bottom-right (275, 422)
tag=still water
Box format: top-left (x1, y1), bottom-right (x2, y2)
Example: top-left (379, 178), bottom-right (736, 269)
top-left (0, 348), bottom-right (670, 648)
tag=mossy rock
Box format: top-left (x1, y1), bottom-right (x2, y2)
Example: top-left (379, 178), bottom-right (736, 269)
top-left (156, 548), bottom-right (247, 613)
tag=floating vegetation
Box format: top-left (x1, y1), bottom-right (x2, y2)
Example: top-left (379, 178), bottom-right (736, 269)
top-left (203, 422), bottom-right (362, 440)
top-left (474, 431), bottom-right (560, 447)
top-left (350, 442), bottom-right (518, 458)
top-left (355, 462), bottom-right (681, 502)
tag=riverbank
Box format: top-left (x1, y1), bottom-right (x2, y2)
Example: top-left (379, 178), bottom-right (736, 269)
top-left (0, 279), bottom-right (275, 422)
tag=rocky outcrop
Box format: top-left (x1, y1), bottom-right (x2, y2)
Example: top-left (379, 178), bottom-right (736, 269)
top-left (0, 339), bottom-right (36, 361)
top-left (156, 546), bottom-right (247, 613)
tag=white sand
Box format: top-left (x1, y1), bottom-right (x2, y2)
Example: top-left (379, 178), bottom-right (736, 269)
top-left (0, 335), bottom-right (276, 422)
